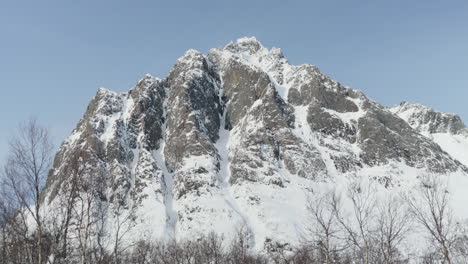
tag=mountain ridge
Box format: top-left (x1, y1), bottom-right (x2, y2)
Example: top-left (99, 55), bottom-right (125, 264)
top-left (42, 37), bottom-right (468, 250)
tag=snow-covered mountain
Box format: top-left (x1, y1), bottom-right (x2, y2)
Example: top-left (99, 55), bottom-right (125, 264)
top-left (42, 37), bottom-right (468, 251)
top-left (390, 101), bottom-right (468, 167)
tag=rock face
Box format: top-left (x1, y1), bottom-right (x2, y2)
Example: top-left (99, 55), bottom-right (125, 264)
top-left (390, 101), bottom-right (468, 167)
top-left (42, 37), bottom-right (468, 249)
top-left (390, 101), bottom-right (467, 135)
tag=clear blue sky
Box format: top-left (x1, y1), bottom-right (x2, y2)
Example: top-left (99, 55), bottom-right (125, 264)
top-left (1, 0), bottom-right (467, 161)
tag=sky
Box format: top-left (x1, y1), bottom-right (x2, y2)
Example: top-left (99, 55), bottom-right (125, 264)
top-left (0, 0), bottom-right (467, 162)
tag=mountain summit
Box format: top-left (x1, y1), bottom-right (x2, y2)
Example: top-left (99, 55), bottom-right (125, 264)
top-left (42, 37), bottom-right (468, 250)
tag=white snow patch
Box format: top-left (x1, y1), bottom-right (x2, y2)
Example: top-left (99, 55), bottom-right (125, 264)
top-left (432, 133), bottom-right (468, 167)
top-left (153, 141), bottom-right (177, 240)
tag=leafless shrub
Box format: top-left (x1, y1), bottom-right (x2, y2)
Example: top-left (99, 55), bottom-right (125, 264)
top-left (405, 174), bottom-right (461, 264)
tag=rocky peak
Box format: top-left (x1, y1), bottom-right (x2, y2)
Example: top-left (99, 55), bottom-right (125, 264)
top-left (390, 101), bottom-right (466, 135)
top-left (211, 37), bottom-right (287, 85)
top-left (227, 37), bottom-right (285, 61)
top-left (176, 49), bottom-right (207, 68)
top-left (134, 74), bottom-right (159, 90)
top-left (225, 36), bottom-right (265, 54)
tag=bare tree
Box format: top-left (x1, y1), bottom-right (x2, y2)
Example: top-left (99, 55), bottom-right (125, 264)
top-left (228, 224), bottom-right (263, 264)
top-left (110, 199), bottom-right (137, 263)
top-left (306, 189), bottom-right (347, 264)
top-left (199, 231), bottom-right (225, 264)
top-left (405, 174), bottom-right (459, 264)
top-left (451, 221), bottom-right (468, 263)
top-left (90, 169), bottom-right (111, 264)
top-left (375, 194), bottom-right (412, 264)
top-left (0, 187), bottom-right (30, 263)
top-left (1, 118), bottom-right (53, 264)
top-left (74, 177), bottom-right (95, 264)
top-left (47, 150), bottom-right (88, 263)
top-left (71, 164), bottom-right (111, 264)
top-left (332, 182), bottom-right (377, 264)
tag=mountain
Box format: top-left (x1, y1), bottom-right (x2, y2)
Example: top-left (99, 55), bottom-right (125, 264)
top-left (41, 37), bottom-right (468, 251)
